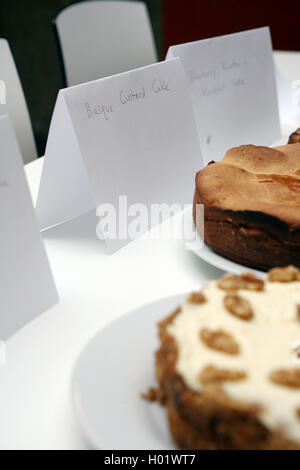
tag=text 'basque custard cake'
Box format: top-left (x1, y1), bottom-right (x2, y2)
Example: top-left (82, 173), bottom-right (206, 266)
top-left (146, 267), bottom-right (300, 450)
top-left (193, 143), bottom-right (300, 271)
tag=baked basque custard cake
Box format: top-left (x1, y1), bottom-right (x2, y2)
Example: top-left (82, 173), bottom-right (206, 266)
top-left (193, 143), bottom-right (300, 271)
top-left (145, 267), bottom-right (300, 450)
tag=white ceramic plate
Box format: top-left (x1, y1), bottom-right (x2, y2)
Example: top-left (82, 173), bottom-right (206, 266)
top-left (72, 293), bottom-right (188, 450)
top-left (187, 229), bottom-right (266, 278)
top-left (183, 206), bottom-right (266, 278)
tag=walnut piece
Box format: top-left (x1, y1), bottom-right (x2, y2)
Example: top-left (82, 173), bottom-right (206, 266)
top-left (292, 342), bottom-right (300, 363)
top-left (217, 273), bottom-right (264, 292)
top-left (268, 265), bottom-right (300, 283)
top-left (269, 369), bottom-right (300, 389)
top-left (200, 365), bottom-right (247, 385)
top-left (187, 291), bottom-right (206, 304)
top-left (217, 274), bottom-right (241, 291)
top-left (288, 128), bottom-right (300, 144)
top-left (200, 328), bottom-right (240, 355)
top-left (140, 387), bottom-right (166, 405)
top-left (239, 273), bottom-right (265, 291)
top-left (224, 294), bottom-right (253, 321)
top-left (296, 408), bottom-right (300, 419)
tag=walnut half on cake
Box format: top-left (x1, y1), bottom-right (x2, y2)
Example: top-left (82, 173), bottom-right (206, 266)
top-left (152, 268), bottom-right (300, 450)
top-left (288, 128), bottom-right (300, 144)
top-left (193, 143), bottom-right (300, 271)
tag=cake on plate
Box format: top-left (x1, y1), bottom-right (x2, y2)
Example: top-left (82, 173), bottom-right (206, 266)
top-left (152, 267), bottom-right (300, 450)
top-left (193, 143), bottom-right (300, 271)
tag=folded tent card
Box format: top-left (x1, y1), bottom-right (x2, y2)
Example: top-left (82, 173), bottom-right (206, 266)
top-left (166, 27), bottom-right (281, 164)
top-left (36, 58), bottom-right (203, 253)
top-left (0, 115), bottom-right (58, 340)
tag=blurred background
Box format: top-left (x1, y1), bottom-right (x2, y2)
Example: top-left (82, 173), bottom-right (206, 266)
top-left (0, 0), bottom-right (299, 156)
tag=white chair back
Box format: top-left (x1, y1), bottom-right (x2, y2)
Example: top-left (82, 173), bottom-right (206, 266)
top-left (0, 39), bottom-right (37, 164)
top-left (54, 0), bottom-right (157, 87)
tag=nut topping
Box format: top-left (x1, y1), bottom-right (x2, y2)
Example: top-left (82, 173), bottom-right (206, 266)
top-left (187, 291), bottom-right (206, 304)
top-left (268, 266), bottom-right (300, 283)
top-left (224, 294), bottom-right (253, 321)
top-left (239, 273), bottom-right (264, 291)
top-left (140, 388), bottom-right (166, 405)
top-left (200, 365), bottom-right (247, 385)
top-left (288, 128), bottom-right (300, 144)
top-left (217, 274), bottom-right (241, 291)
top-left (269, 369), bottom-right (300, 389)
top-left (217, 273), bottom-right (264, 292)
top-left (200, 328), bottom-right (240, 355)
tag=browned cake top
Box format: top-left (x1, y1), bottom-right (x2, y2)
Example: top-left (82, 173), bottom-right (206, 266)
top-left (196, 143), bottom-right (300, 227)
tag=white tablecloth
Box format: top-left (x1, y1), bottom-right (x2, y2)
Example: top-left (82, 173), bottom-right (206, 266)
top-left (0, 51), bottom-right (298, 450)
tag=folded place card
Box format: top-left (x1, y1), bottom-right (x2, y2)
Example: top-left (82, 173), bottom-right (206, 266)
top-left (167, 27), bottom-right (281, 164)
top-left (36, 58), bottom-right (203, 253)
top-left (0, 115), bottom-right (58, 340)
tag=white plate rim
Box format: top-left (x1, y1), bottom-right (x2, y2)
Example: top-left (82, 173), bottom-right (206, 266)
top-left (186, 229), bottom-right (266, 279)
top-left (71, 291), bottom-right (190, 450)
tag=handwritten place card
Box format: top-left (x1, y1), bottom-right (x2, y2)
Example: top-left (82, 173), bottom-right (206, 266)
top-left (36, 59), bottom-right (203, 253)
top-left (0, 115), bottom-right (58, 340)
top-left (167, 27), bottom-right (281, 164)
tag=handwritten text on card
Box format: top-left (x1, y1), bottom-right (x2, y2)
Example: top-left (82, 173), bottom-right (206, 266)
top-left (85, 103), bottom-right (114, 121)
top-left (84, 78), bottom-right (171, 121)
top-left (188, 57), bottom-right (248, 97)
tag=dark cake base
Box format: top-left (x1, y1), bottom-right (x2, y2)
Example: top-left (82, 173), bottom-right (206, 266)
top-left (193, 190), bottom-right (300, 272)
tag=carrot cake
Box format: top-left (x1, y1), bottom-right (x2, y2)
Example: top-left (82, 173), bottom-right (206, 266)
top-left (153, 267), bottom-right (300, 449)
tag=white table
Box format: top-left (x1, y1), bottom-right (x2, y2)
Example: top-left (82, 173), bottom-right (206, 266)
top-left (0, 158), bottom-right (222, 450)
top-left (0, 51), bottom-right (299, 450)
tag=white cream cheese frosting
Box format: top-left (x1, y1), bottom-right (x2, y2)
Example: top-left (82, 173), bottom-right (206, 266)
top-left (167, 278), bottom-right (300, 443)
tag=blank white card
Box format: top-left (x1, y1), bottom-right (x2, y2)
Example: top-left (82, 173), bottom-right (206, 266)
top-left (0, 115), bottom-right (58, 339)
